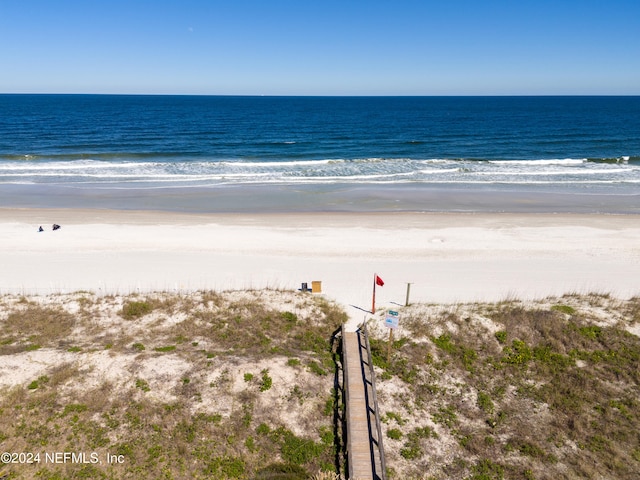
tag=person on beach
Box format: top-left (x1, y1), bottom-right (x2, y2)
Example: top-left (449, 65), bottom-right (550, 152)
top-left (52, 224), bottom-right (61, 231)
top-left (38, 226), bottom-right (44, 232)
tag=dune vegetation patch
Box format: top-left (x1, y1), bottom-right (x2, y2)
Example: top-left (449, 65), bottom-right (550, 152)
top-left (0, 290), bottom-right (346, 480)
top-left (369, 293), bottom-right (640, 480)
top-left (1, 291), bottom-right (639, 479)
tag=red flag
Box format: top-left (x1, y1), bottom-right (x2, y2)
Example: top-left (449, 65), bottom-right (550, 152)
top-left (375, 275), bottom-right (384, 287)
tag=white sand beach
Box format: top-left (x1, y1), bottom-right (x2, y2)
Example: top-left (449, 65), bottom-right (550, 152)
top-left (2, 207), bottom-right (640, 480)
top-left (2, 208), bottom-right (639, 324)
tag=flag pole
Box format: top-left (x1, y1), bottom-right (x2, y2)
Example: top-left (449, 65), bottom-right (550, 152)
top-left (372, 273), bottom-right (377, 314)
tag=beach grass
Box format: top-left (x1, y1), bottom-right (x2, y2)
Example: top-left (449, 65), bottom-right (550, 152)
top-left (0, 290), bottom-right (346, 480)
top-left (371, 293), bottom-right (640, 479)
top-left (0, 290), bottom-right (639, 479)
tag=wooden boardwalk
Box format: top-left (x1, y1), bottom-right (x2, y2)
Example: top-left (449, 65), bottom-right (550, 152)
top-left (342, 325), bottom-right (386, 480)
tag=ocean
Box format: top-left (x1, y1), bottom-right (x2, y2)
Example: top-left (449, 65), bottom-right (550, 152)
top-left (1, 95), bottom-right (639, 213)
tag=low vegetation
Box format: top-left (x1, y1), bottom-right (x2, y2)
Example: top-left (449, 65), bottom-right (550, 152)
top-left (0, 290), bottom-right (346, 480)
top-left (0, 291), bottom-right (639, 479)
top-left (370, 293), bottom-right (640, 479)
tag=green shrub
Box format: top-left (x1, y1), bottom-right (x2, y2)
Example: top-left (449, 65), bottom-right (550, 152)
top-left (432, 405), bottom-right (458, 428)
top-left (387, 428), bottom-right (403, 440)
top-left (203, 456), bottom-right (245, 478)
top-left (260, 369), bottom-right (272, 392)
top-left (518, 442), bottom-right (546, 458)
top-left (430, 333), bottom-right (476, 371)
top-left (254, 463), bottom-right (308, 480)
top-left (532, 345), bottom-right (573, 371)
top-left (281, 311), bottom-right (297, 323)
top-left (400, 442), bottom-right (421, 460)
top-left (399, 426), bottom-right (437, 460)
top-left (432, 333), bottom-right (456, 353)
top-left (383, 411), bottom-right (407, 426)
top-left (502, 339), bottom-right (532, 365)
top-left (578, 325), bottom-right (602, 340)
top-left (470, 458), bottom-right (505, 480)
top-left (477, 391), bottom-right (494, 414)
top-left (62, 404), bottom-right (88, 416)
top-left (323, 394), bottom-right (335, 417)
top-left (121, 301), bottom-right (152, 319)
top-left (27, 375), bottom-right (49, 390)
top-left (319, 426), bottom-right (333, 445)
top-left (256, 423), bottom-right (271, 435)
top-left (307, 360), bottom-right (327, 376)
top-left (135, 378), bottom-right (151, 392)
top-left (153, 345), bottom-right (176, 352)
top-left (245, 436), bottom-right (256, 452)
top-left (552, 304), bottom-right (576, 315)
top-left (281, 432), bottom-right (323, 464)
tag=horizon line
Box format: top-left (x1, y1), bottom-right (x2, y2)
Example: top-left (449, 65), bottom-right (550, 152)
top-left (2, 92), bottom-right (640, 98)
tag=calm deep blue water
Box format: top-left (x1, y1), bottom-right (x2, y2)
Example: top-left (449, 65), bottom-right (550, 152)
top-left (1, 95), bottom-right (639, 189)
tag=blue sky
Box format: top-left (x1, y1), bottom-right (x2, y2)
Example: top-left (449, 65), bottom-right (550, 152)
top-left (1, 0), bottom-right (638, 95)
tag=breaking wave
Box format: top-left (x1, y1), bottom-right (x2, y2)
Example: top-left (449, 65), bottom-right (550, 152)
top-left (0, 156), bottom-right (638, 187)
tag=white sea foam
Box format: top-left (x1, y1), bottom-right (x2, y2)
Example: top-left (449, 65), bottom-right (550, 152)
top-left (1, 156), bottom-right (639, 187)
top-left (472, 168), bottom-right (634, 176)
top-left (299, 172), bottom-right (417, 181)
top-left (420, 159), bottom-right (457, 164)
top-left (418, 168), bottom-right (463, 174)
top-left (220, 159), bottom-right (336, 167)
top-left (488, 158), bottom-right (586, 166)
top-left (0, 160), bottom-right (149, 171)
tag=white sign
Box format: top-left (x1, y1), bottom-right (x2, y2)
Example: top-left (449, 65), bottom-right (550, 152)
top-left (384, 310), bottom-right (400, 329)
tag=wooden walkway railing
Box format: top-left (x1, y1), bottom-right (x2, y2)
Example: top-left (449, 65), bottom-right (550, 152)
top-left (336, 323), bottom-right (386, 480)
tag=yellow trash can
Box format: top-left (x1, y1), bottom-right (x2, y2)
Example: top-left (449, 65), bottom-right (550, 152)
top-left (311, 281), bottom-right (322, 293)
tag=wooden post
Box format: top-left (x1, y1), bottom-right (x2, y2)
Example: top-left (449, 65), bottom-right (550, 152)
top-left (387, 327), bottom-right (393, 364)
top-left (371, 273), bottom-right (377, 314)
top-left (405, 282), bottom-right (412, 307)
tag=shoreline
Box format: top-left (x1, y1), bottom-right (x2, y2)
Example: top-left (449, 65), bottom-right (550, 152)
top-left (1, 183), bottom-right (640, 214)
top-left (1, 207), bottom-right (639, 321)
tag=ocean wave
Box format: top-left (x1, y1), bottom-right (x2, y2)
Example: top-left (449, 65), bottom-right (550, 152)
top-left (219, 159), bottom-right (336, 167)
top-left (0, 152), bottom-right (186, 162)
top-left (295, 171), bottom-right (418, 181)
top-left (472, 168), bottom-right (635, 176)
top-left (0, 160), bottom-right (151, 171)
top-left (420, 159), bottom-right (461, 164)
top-left (488, 158), bottom-right (586, 166)
top-left (418, 168), bottom-right (462, 174)
top-left (1, 155), bottom-right (640, 187)
top-left (586, 156), bottom-right (635, 164)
